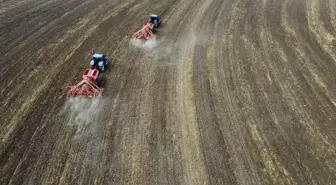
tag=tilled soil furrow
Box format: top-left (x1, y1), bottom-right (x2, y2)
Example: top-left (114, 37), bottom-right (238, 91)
top-left (0, 0), bottom-right (335, 184)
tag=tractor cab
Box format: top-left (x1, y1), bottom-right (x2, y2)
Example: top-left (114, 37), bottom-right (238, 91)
top-left (92, 53), bottom-right (105, 62)
top-left (91, 53), bottom-right (108, 72)
top-left (149, 14), bottom-right (161, 28)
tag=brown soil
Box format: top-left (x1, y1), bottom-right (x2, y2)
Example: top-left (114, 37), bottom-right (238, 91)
top-left (1, 0), bottom-right (336, 184)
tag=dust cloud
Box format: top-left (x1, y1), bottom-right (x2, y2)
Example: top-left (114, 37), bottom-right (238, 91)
top-left (130, 38), bottom-right (158, 51)
top-left (129, 38), bottom-right (181, 67)
top-left (57, 97), bottom-right (106, 178)
top-left (59, 96), bottom-right (105, 139)
top-left (64, 97), bottom-right (102, 123)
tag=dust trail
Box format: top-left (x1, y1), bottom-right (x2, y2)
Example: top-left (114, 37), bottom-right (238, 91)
top-left (130, 38), bottom-right (158, 51)
top-left (61, 97), bottom-right (102, 122)
top-left (130, 38), bottom-right (181, 67)
top-left (59, 97), bottom-right (106, 139)
top-left (57, 97), bottom-right (106, 183)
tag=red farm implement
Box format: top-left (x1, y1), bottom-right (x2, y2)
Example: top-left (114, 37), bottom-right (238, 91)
top-left (67, 69), bottom-right (103, 98)
top-left (132, 23), bottom-right (156, 40)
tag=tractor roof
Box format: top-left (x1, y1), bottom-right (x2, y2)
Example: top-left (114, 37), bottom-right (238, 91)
top-left (150, 14), bottom-right (158, 18)
top-left (93, 53), bottom-right (104, 58)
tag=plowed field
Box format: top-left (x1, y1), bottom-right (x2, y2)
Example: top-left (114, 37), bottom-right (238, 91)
top-left (1, 0), bottom-right (336, 184)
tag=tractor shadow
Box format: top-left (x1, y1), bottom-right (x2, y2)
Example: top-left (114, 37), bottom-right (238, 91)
top-left (97, 75), bottom-right (107, 88)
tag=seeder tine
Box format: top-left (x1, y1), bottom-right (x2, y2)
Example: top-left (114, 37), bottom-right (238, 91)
top-left (67, 77), bottom-right (103, 98)
top-left (132, 22), bottom-right (157, 40)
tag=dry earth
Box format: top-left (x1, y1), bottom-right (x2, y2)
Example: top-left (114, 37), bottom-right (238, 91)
top-left (1, 0), bottom-right (336, 184)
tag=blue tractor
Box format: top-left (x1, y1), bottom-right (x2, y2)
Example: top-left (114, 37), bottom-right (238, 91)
top-left (149, 14), bottom-right (161, 28)
top-left (90, 53), bottom-right (108, 72)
